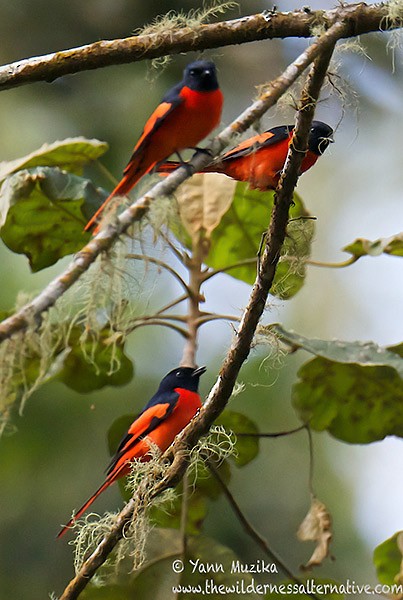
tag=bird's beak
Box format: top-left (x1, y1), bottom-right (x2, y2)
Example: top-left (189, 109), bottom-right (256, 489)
top-left (192, 365), bottom-right (207, 377)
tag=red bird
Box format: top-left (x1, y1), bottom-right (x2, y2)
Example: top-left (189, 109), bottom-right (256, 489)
top-left (85, 60), bottom-right (223, 232)
top-left (157, 121), bottom-right (333, 190)
top-left (57, 365), bottom-right (206, 538)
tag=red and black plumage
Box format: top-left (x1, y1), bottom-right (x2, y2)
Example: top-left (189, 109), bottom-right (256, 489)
top-left (85, 60), bottom-right (223, 232)
top-left (57, 366), bottom-right (206, 538)
top-left (157, 121), bottom-right (334, 191)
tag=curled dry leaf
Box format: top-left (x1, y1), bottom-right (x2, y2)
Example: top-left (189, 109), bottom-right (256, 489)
top-left (297, 497), bottom-right (333, 571)
top-left (175, 173), bottom-right (236, 242)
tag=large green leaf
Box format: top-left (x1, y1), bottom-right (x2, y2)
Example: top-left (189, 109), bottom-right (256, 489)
top-left (58, 327), bottom-right (134, 393)
top-left (0, 166), bottom-right (106, 271)
top-left (270, 325), bottom-right (403, 442)
top-left (273, 324), bottom-right (403, 378)
top-left (206, 182), bottom-right (313, 297)
top-left (0, 137), bottom-right (108, 180)
top-left (293, 358), bottom-right (403, 443)
top-left (214, 410), bottom-right (260, 466)
top-left (373, 532), bottom-right (403, 586)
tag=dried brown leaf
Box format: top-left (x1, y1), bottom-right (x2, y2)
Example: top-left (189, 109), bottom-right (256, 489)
top-left (175, 173), bottom-right (236, 242)
top-left (297, 497), bottom-right (333, 571)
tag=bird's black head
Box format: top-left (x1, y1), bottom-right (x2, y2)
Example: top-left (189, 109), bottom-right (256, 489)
top-left (158, 366), bottom-right (206, 393)
top-left (183, 60), bottom-right (219, 92)
top-left (308, 121), bottom-right (334, 155)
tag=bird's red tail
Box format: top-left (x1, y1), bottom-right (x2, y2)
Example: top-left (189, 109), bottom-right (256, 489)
top-left (84, 160), bottom-right (154, 233)
top-left (57, 477), bottom-right (112, 539)
top-left (84, 174), bottom-right (133, 233)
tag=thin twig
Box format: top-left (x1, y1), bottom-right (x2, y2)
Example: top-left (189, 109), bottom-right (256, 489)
top-left (125, 253), bottom-right (192, 295)
top-left (130, 313), bottom-right (188, 323)
top-left (127, 319), bottom-right (189, 338)
top-left (307, 256), bottom-right (360, 268)
top-left (235, 424), bottom-right (307, 438)
top-left (158, 230), bottom-right (188, 264)
top-left (194, 313), bottom-right (240, 326)
top-left (305, 425), bottom-right (315, 498)
top-left (201, 257), bottom-right (257, 282)
top-left (155, 294), bottom-right (188, 315)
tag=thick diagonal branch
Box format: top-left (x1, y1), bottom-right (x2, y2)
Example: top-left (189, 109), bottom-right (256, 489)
top-left (0, 3), bottom-right (397, 91)
top-left (0, 19), bottom-right (345, 345)
top-left (58, 31), bottom-right (338, 600)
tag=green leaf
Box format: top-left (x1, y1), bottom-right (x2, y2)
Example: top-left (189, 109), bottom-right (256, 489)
top-left (58, 328), bottom-right (134, 393)
top-left (0, 137), bottom-right (108, 180)
top-left (272, 324), bottom-right (403, 378)
top-left (206, 182), bottom-right (313, 298)
top-left (0, 167), bottom-right (106, 271)
top-left (214, 410), bottom-right (260, 466)
top-left (343, 233), bottom-right (403, 259)
top-left (373, 532), bottom-right (403, 586)
top-left (268, 325), bottom-right (403, 442)
top-left (293, 358), bottom-right (403, 443)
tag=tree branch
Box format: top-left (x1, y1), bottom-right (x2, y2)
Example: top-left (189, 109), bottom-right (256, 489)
top-left (0, 19), bottom-right (344, 345)
top-left (0, 3), bottom-right (397, 91)
top-left (126, 318), bottom-right (189, 338)
top-left (58, 22), bottom-right (340, 599)
top-left (180, 236), bottom-right (209, 368)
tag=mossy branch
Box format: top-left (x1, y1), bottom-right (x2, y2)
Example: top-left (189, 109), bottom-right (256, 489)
top-left (0, 3), bottom-right (399, 91)
top-left (0, 19), bottom-right (344, 346)
top-left (58, 22), bottom-right (340, 600)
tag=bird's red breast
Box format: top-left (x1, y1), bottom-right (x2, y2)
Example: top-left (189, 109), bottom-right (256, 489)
top-left (145, 388), bottom-right (202, 452)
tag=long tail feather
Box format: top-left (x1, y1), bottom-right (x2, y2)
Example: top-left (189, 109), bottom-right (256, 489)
top-left (84, 174), bottom-right (134, 233)
top-left (57, 478), bottom-right (112, 539)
